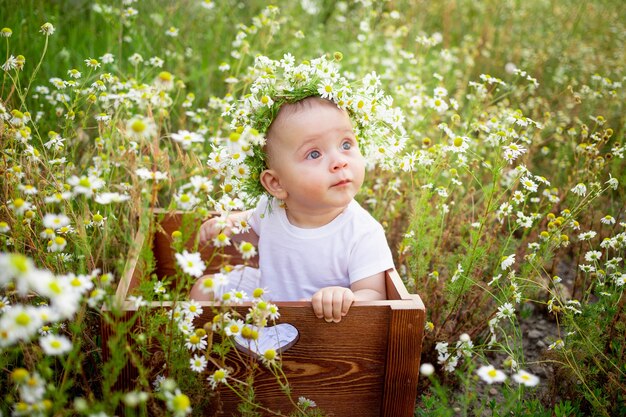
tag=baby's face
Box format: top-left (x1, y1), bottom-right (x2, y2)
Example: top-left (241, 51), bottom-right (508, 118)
top-left (264, 100), bottom-right (365, 217)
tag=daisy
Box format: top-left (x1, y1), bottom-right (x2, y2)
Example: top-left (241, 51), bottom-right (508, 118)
top-left (476, 365), bottom-right (507, 384)
top-left (84, 58), bottom-right (101, 69)
top-left (606, 175), bottom-right (619, 190)
top-left (570, 183), bottom-right (587, 196)
top-left (0, 221), bottom-right (9, 233)
top-left (67, 174), bottom-right (106, 197)
top-left (238, 241), bottom-right (257, 260)
top-left (47, 236), bottom-right (67, 252)
top-left (175, 193), bottom-right (200, 210)
top-left (149, 56), bottom-right (164, 67)
top-left (521, 177), bottom-right (538, 193)
top-left (40, 22), bottom-right (55, 36)
top-left (181, 300), bottom-right (203, 319)
top-left (0, 295), bottom-right (11, 312)
top-left (512, 370), bottom-right (540, 387)
top-left (224, 319), bottom-right (245, 337)
top-left (197, 276), bottom-right (215, 294)
top-left (154, 280), bottom-right (167, 294)
top-left (155, 71), bottom-right (175, 91)
top-left (260, 348), bottom-right (278, 367)
top-left (8, 198), bottom-right (33, 216)
top-left (212, 233), bottom-right (231, 247)
top-left (18, 371), bottom-right (46, 404)
top-left (189, 175), bottom-right (213, 193)
top-left (175, 251), bottom-right (206, 278)
top-left (578, 231), bottom-right (597, 241)
top-left (184, 333), bottom-right (207, 352)
top-left (95, 192), bottom-right (130, 204)
top-left (128, 295), bottom-right (147, 309)
top-left (43, 213), bottom-right (71, 230)
top-left (135, 168), bottom-right (168, 181)
top-left (171, 130), bottom-right (204, 149)
top-left (0, 305), bottom-right (43, 345)
top-left (40, 334), bottom-right (72, 356)
top-left (126, 115), bottom-right (156, 140)
top-left (177, 318), bottom-right (195, 335)
top-left (165, 389), bottom-right (191, 417)
top-left (428, 97), bottom-right (448, 113)
top-left (208, 369), bottom-right (229, 389)
top-left (40, 228), bottom-right (56, 239)
top-left (502, 142), bottom-right (526, 163)
top-left (189, 354), bottom-right (207, 373)
top-left (500, 254), bottom-right (516, 270)
top-left (496, 302), bottom-right (515, 319)
top-left (584, 250), bottom-right (602, 262)
top-left (317, 81), bottom-right (337, 100)
top-left (65, 273), bottom-right (94, 295)
top-left (600, 215), bottom-right (615, 225)
top-left (165, 26), bottom-right (179, 37)
top-left (87, 288), bottom-right (106, 308)
top-left (231, 290), bottom-right (248, 304)
top-left (44, 191), bottom-right (72, 204)
top-left (267, 303), bottom-right (280, 321)
top-left (297, 397), bottom-right (317, 409)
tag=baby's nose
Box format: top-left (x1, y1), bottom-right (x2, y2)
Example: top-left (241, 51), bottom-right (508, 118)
top-left (330, 155), bottom-right (348, 171)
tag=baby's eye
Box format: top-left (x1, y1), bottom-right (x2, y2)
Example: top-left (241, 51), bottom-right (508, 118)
top-left (306, 150), bottom-right (321, 160)
top-left (341, 141), bottom-right (352, 150)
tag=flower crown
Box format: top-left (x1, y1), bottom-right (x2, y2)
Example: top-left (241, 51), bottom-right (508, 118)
top-left (216, 53), bottom-right (407, 206)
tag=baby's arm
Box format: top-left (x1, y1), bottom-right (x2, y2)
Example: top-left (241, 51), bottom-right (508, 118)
top-left (199, 209), bottom-right (258, 246)
top-left (192, 210), bottom-right (259, 301)
top-left (311, 272), bottom-right (386, 323)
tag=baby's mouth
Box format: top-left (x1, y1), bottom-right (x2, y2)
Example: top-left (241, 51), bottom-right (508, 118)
top-left (332, 179), bottom-right (351, 187)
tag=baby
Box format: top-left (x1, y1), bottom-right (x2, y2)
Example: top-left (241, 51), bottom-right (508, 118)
top-left (190, 96), bottom-right (395, 322)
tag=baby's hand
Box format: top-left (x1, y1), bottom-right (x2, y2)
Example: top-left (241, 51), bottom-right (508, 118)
top-left (198, 216), bottom-right (230, 246)
top-left (311, 286), bottom-right (355, 323)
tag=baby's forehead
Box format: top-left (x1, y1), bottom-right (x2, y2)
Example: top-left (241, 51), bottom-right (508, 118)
top-left (264, 97), bottom-right (352, 156)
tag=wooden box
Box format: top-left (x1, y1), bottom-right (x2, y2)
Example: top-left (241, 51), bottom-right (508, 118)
top-left (104, 212), bottom-right (425, 417)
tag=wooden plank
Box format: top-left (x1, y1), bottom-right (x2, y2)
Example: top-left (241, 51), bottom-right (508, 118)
top-left (208, 304), bottom-right (391, 416)
top-left (380, 297), bottom-right (425, 417)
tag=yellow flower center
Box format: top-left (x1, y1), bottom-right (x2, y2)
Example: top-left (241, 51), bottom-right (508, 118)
top-left (10, 254), bottom-right (29, 272)
top-left (263, 349), bottom-right (277, 361)
top-left (172, 394), bottom-right (190, 411)
top-left (158, 71), bottom-right (173, 81)
top-left (131, 119), bottom-right (147, 133)
top-left (15, 312), bottom-right (31, 326)
top-left (48, 281), bottom-right (62, 294)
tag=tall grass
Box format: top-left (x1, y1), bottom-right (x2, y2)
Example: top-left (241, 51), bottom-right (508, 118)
top-left (1, 0), bottom-right (624, 416)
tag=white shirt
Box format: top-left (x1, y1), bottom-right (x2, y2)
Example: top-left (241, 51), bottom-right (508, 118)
top-left (249, 196), bottom-right (394, 301)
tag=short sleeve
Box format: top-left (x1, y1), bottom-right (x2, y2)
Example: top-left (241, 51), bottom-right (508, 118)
top-left (347, 223), bottom-right (395, 283)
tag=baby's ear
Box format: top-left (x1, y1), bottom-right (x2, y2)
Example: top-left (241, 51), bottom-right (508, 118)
top-left (260, 169), bottom-right (287, 200)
